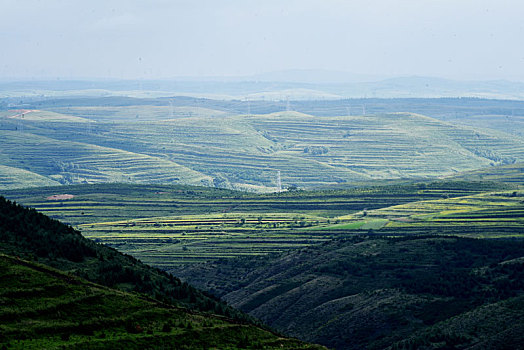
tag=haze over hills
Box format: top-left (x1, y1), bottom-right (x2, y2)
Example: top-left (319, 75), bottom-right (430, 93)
top-left (2, 1), bottom-right (524, 348)
top-left (2, 78), bottom-right (524, 350)
top-left (2, 74), bottom-right (524, 100)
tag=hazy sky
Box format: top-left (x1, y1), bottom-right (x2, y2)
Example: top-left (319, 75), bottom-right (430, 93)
top-left (1, 0), bottom-right (523, 81)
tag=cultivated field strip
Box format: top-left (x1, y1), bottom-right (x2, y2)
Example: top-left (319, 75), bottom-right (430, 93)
top-left (336, 190), bottom-right (524, 237)
top-left (3, 182), bottom-right (516, 268)
top-left (4, 182), bottom-right (504, 224)
top-left (77, 212), bottom-right (330, 265)
top-left (446, 163), bottom-right (524, 185)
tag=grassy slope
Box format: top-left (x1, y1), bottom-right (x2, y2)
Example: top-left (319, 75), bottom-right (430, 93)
top-left (2, 103), bottom-right (524, 190)
top-left (176, 236), bottom-right (524, 350)
top-left (0, 254), bottom-right (323, 350)
top-left (0, 165), bottom-right (60, 189)
top-left (444, 161), bottom-right (524, 185)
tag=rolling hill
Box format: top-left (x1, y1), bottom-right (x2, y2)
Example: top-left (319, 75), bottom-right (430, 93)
top-left (2, 168), bottom-right (524, 348)
top-left (2, 97), bottom-right (524, 190)
top-left (445, 161), bottom-right (524, 185)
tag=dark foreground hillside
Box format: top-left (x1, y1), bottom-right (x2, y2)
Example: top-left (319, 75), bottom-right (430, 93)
top-left (177, 236), bottom-right (524, 349)
top-left (0, 196), bottom-right (249, 322)
top-left (0, 254), bottom-right (323, 350)
top-left (0, 196), bottom-right (326, 349)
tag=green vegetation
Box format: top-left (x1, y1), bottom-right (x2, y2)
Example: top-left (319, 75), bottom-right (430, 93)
top-left (0, 130), bottom-right (210, 186)
top-left (0, 254), bottom-right (323, 349)
top-left (178, 236), bottom-right (524, 350)
top-left (2, 95), bottom-right (524, 349)
top-left (0, 196), bottom-right (251, 321)
top-left (446, 161), bottom-right (524, 185)
top-left (336, 189), bottom-right (524, 238)
top-left (3, 180), bottom-right (511, 267)
top-left (0, 165), bottom-right (60, 190)
top-left (391, 294), bottom-right (524, 349)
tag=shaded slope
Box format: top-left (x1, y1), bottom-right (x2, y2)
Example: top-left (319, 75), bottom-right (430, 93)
top-left (391, 293), bottom-right (524, 349)
top-left (176, 236), bottom-right (524, 349)
top-left (0, 254), bottom-right (323, 350)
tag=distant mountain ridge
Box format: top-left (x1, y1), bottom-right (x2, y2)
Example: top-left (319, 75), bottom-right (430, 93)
top-left (2, 74), bottom-right (524, 100)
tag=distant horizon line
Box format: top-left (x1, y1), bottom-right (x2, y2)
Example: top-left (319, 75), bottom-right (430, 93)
top-left (1, 72), bottom-right (524, 85)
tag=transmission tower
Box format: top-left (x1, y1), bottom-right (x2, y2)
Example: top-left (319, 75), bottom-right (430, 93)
top-left (169, 99), bottom-right (174, 118)
top-left (276, 170), bottom-right (282, 193)
top-left (86, 120), bottom-right (92, 135)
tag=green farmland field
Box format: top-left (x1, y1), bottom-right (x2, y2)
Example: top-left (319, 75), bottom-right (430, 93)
top-left (334, 189), bottom-right (524, 238)
top-left (3, 179), bottom-right (521, 268)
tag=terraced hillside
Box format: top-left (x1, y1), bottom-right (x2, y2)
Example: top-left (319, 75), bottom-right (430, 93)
top-left (3, 181), bottom-right (510, 267)
top-left (335, 189), bottom-right (524, 238)
top-left (0, 130), bottom-right (211, 186)
top-left (2, 99), bottom-right (524, 190)
top-left (445, 161), bottom-right (524, 185)
top-left (0, 254), bottom-right (322, 350)
top-left (0, 165), bottom-right (59, 190)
